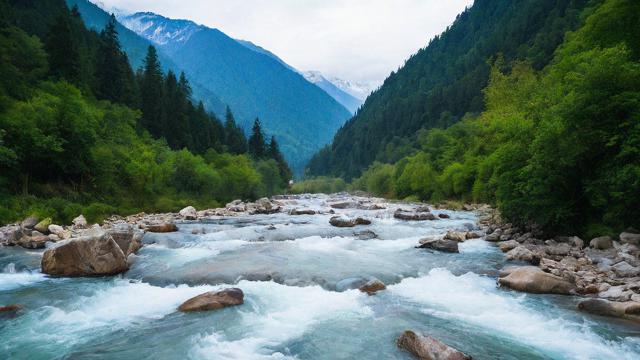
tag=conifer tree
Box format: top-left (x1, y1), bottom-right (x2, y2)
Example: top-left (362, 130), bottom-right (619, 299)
top-left (45, 12), bottom-right (80, 84)
top-left (248, 118), bottom-right (266, 159)
top-left (163, 70), bottom-right (191, 149)
top-left (94, 15), bottom-right (135, 106)
top-left (139, 45), bottom-right (164, 137)
top-left (268, 136), bottom-right (292, 183)
top-left (224, 106), bottom-right (247, 154)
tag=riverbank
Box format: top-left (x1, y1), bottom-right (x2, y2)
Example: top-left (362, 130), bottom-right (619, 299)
top-left (1, 193), bottom-right (639, 359)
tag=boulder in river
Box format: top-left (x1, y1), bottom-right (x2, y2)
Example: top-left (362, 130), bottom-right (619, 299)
top-left (179, 206), bottom-right (197, 220)
top-left (107, 225), bottom-right (143, 257)
top-left (498, 266), bottom-right (575, 295)
top-left (444, 231), bottom-right (466, 242)
top-left (145, 222), bottom-right (178, 233)
top-left (577, 298), bottom-right (640, 321)
top-left (178, 288), bottom-right (244, 312)
top-left (397, 330), bottom-right (471, 360)
top-left (394, 209), bottom-right (436, 221)
top-left (0, 225), bottom-right (22, 245)
top-left (0, 304), bottom-right (23, 318)
top-left (41, 231), bottom-right (128, 277)
top-left (590, 236), bottom-right (613, 250)
top-left (505, 246), bottom-right (539, 264)
top-left (290, 208), bottom-right (316, 215)
top-left (359, 279), bottom-right (386, 295)
top-left (329, 201), bottom-right (358, 209)
top-left (418, 238), bottom-right (459, 253)
top-left (329, 216), bottom-right (371, 228)
top-left (354, 229), bottom-right (378, 240)
top-left (335, 277), bottom-right (368, 292)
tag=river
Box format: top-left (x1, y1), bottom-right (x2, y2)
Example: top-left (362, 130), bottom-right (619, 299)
top-left (1, 194), bottom-right (639, 359)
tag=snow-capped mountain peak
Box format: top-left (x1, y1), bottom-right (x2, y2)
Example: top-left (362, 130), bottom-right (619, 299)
top-left (119, 12), bottom-right (201, 46)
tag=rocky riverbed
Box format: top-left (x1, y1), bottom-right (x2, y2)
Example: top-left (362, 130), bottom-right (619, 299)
top-left (1, 193), bottom-right (639, 359)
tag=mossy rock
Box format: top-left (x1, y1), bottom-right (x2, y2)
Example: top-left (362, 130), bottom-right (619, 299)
top-left (34, 217), bottom-right (52, 233)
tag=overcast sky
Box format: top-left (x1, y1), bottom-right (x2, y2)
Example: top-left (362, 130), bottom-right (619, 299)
top-left (96, 0), bottom-right (473, 85)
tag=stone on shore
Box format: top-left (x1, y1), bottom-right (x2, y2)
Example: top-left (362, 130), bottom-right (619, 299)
top-left (48, 224), bottom-right (70, 239)
top-left (620, 232), bottom-right (640, 246)
top-left (0, 225), bottom-right (22, 245)
top-left (72, 215), bottom-right (88, 229)
top-left (290, 208), bottom-right (316, 215)
top-left (505, 246), bottom-right (538, 263)
top-left (329, 216), bottom-right (371, 228)
top-left (359, 279), bottom-right (386, 295)
top-left (33, 218), bottom-right (52, 234)
top-left (17, 235), bottom-right (49, 249)
top-left (498, 266), bottom-right (575, 295)
top-left (179, 206), bottom-right (197, 220)
top-left (418, 238), bottom-right (459, 253)
top-left (397, 330), bottom-right (471, 360)
top-left (590, 236), bottom-right (613, 250)
top-left (41, 231), bottom-right (128, 277)
top-left (178, 288), bottom-right (244, 312)
top-left (499, 240), bottom-right (519, 252)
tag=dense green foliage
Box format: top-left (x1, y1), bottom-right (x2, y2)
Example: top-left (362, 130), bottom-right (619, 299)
top-left (290, 177), bottom-right (347, 195)
top-left (0, 0), bottom-right (291, 225)
top-left (352, 0), bottom-right (640, 236)
top-left (308, 0), bottom-right (601, 180)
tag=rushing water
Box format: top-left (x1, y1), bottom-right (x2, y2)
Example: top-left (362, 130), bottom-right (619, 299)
top-left (1, 194), bottom-right (639, 359)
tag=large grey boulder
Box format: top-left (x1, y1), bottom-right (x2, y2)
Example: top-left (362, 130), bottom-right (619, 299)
top-left (498, 266), bottom-right (575, 295)
top-left (394, 209), bottom-right (436, 221)
top-left (107, 225), bottom-right (143, 257)
top-left (20, 216), bottom-right (39, 230)
top-left (0, 225), bottom-right (22, 245)
top-left (577, 299), bottom-right (640, 321)
top-left (418, 238), bottom-right (459, 253)
top-left (72, 215), bottom-right (88, 229)
top-left (329, 216), bottom-right (371, 228)
top-left (397, 330), bottom-right (471, 360)
top-left (178, 288), bottom-right (244, 312)
top-left (41, 231), bottom-right (128, 277)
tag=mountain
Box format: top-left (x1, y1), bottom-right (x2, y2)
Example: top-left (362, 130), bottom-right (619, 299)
top-left (119, 11), bottom-right (352, 173)
top-left (66, 0), bottom-right (226, 117)
top-left (327, 77), bottom-right (377, 103)
top-left (302, 71), bottom-right (362, 114)
top-left (307, 0), bottom-right (598, 180)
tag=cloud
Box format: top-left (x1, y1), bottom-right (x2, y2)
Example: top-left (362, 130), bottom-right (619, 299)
top-left (97, 0), bottom-right (473, 84)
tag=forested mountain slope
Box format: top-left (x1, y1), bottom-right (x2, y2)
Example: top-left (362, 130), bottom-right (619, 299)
top-left (349, 0), bottom-right (639, 236)
top-left (120, 12), bottom-right (352, 173)
top-left (65, 0), bottom-right (226, 116)
top-left (308, 0), bottom-right (600, 180)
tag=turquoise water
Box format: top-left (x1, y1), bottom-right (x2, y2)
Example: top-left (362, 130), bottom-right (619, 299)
top-left (1, 196), bottom-right (639, 359)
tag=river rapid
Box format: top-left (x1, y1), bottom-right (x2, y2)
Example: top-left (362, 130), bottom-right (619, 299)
top-left (1, 194), bottom-right (639, 359)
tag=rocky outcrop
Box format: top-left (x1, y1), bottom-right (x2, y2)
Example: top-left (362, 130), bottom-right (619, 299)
top-left (329, 216), bottom-right (371, 228)
top-left (359, 279), bottom-right (386, 295)
top-left (498, 266), bottom-right (575, 295)
top-left (394, 209), bottom-right (437, 221)
top-left (397, 331), bottom-right (471, 360)
top-left (41, 231), bottom-right (128, 277)
top-left (418, 238), bottom-right (459, 253)
top-left (577, 299), bottom-right (640, 321)
top-left (178, 288), bottom-right (244, 312)
top-left (179, 206), bottom-right (197, 220)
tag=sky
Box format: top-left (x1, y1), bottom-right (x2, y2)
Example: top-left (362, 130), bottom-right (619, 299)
top-left (96, 0), bottom-right (474, 86)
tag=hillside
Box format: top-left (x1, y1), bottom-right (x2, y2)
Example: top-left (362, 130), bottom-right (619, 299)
top-left (308, 0), bottom-right (599, 180)
top-left (120, 12), bottom-right (352, 173)
top-left (65, 0), bottom-right (226, 116)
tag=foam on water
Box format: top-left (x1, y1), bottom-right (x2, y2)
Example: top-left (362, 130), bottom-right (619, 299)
top-left (0, 263), bottom-right (46, 291)
top-left (390, 268), bottom-right (638, 359)
top-left (192, 280), bottom-right (372, 359)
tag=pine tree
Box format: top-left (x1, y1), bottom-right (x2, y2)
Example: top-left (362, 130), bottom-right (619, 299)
top-left (248, 118), bottom-right (266, 159)
top-left (224, 106), bottom-right (247, 154)
top-left (94, 14), bottom-right (135, 105)
top-left (163, 70), bottom-right (191, 149)
top-left (45, 12), bottom-right (80, 84)
top-left (139, 45), bottom-right (164, 137)
top-left (268, 136), bottom-right (292, 183)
